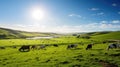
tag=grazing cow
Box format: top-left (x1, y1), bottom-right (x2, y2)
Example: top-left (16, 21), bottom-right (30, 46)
top-left (107, 43), bottom-right (120, 50)
top-left (45, 44), bottom-right (49, 46)
top-left (12, 46), bottom-right (17, 48)
top-left (31, 45), bottom-right (37, 50)
top-left (102, 41), bottom-right (107, 44)
top-left (86, 44), bottom-right (93, 50)
top-left (53, 44), bottom-right (58, 47)
top-left (0, 46), bottom-right (5, 49)
top-left (67, 44), bottom-right (77, 49)
top-left (19, 45), bottom-right (30, 52)
top-left (39, 45), bottom-right (46, 49)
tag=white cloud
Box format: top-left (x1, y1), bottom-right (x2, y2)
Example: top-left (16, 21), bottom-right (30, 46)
top-left (0, 20), bottom-right (120, 33)
top-left (68, 14), bottom-right (82, 18)
top-left (92, 12), bottom-right (104, 16)
top-left (99, 24), bottom-right (112, 29)
top-left (99, 20), bottom-right (120, 29)
top-left (99, 23), bottom-right (120, 29)
top-left (112, 3), bottom-right (117, 6)
top-left (68, 14), bottom-right (74, 17)
top-left (112, 20), bottom-right (120, 24)
top-left (100, 21), bottom-right (107, 24)
top-left (97, 12), bottom-right (104, 15)
top-left (0, 21), bottom-right (120, 33)
top-left (89, 8), bottom-right (99, 11)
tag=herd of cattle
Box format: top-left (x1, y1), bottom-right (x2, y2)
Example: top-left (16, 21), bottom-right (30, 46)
top-left (17, 43), bottom-right (120, 52)
top-left (0, 43), bottom-right (119, 52)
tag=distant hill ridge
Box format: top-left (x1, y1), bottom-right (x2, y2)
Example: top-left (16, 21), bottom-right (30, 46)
top-left (74, 31), bottom-right (120, 40)
top-left (0, 27), bottom-right (59, 39)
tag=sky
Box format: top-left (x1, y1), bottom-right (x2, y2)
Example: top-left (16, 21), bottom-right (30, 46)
top-left (0, 0), bottom-right (120, 33)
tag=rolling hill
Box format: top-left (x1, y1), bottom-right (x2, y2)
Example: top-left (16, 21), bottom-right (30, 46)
top-left (91, 31), bottom-right (120, 40)
top-left (75, 31), bottom-right (120, 40)
top-left (0, 27), bottom-right (59, 39)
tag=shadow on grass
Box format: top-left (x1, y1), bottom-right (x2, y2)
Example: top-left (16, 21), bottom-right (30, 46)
top-left (69, 48), bottom-right (83, 50)
top-left (60, 61), bottom-right (70, 64)
top-left (109, 53), bottom-right (120, 57)
top-left (90, 49), bottom-right (103, 51)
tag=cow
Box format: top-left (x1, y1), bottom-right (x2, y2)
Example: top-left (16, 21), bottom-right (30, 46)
top-left (19, 45), bottom-right (30, 52)
top-left (0, 46), bottom-right (5, 49)
top-left (38, 45), bottom-right (46, 49)
top-left (107, 43), bottom-right (120, 50)
top-left (53, 44), bottom-right (58, 47)
top-left (12, 46), bottom-right (17, 48)
top-left (86, 44), bottom-right (93, 50)
top-left (31, 45), bottom-right (37, 50)
top-left (67, 44), bottom-right (77, 49)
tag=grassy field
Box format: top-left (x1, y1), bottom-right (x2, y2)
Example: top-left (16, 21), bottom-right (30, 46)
top-left (0, 44), bottom-right (120, 67)
top-left (0, 31), bottom-right (120, 67)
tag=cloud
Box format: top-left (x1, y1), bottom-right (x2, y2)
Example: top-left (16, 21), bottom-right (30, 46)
top-left (97, 12), bottom-right (104, 15)
top-left (99, 24), bottom-right (112, 29)
top-left (112, 3), bottom-right (117, 6)
top-left (100, 21), bottom-right (107, 24)
top-left (111, 20), bottom-right (120, 24)
top-left (68, 14), bottom-right (82, 18)
top-left (99, 23), bottom-right (120, 29)
top-left (89, 8), bottom-right (99, 11)
top-left (92, 12), bottom-right (104, 16)
top-left (0, 22), bottom-right (120, 33)
top-left (99, 20), bottom-right (120, 30)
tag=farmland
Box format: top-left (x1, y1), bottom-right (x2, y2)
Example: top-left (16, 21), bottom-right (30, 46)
top-left (0, 30), bottom-right (120, 67)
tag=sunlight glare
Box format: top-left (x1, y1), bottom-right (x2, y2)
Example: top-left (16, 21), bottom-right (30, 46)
top-left (31, 7), bottom-right (45, 21)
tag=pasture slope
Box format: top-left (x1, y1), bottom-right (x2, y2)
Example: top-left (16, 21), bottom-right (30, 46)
top-left (0, 30), bottom-right (120, 67)
top-left (91, 31), bottom-right (120, 40)
top-left (0, 27), bottom-right (59, 39)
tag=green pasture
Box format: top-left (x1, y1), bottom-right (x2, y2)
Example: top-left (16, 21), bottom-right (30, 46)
top-left (0, 43), bottom-right (120, 67)
top-left (0, 31), bottom-right (120, 67)
top-left (0, 36), bottom-right (94, 47)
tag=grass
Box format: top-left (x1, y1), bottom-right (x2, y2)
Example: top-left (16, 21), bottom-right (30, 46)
top-left (91, 31), bottom-right (120, 40)
top-left (0, 31), bottom-right (120, 67)
top-left (0, 36), bottom-right (93, 46)
top-left (0, 44), bottom-right (120, 67)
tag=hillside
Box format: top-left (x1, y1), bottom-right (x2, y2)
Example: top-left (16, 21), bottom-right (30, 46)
top-left (75, 31), bottom-right (120, 40)
top-left (0, 27), bottom-right (59, 39)
top-left (91, 31), bottom-right (120, 40)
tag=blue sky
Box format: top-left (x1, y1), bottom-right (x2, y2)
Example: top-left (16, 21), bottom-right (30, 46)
top-left (0, 0), bottom-right (120, 33)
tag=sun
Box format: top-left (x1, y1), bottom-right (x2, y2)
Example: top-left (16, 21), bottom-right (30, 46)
top-left (31, 8), bottom-right (45, 21)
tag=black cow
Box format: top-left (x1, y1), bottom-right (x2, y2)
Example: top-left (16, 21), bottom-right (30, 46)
top-left (67, 44), bottom-right (77, 49)
top-left (0, 46), bottom-right (5, 49)
top-left (53, 44), bottom-right (58, 47)
top-left (86, 44), bottom-right (93, 50)
top-left (107, 43), bottom-right (120, 50)
top-left (19, 45), bottom-right (30, 52)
